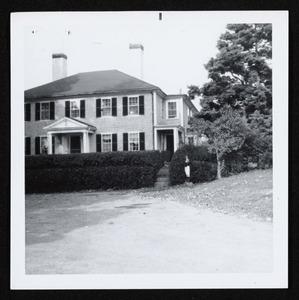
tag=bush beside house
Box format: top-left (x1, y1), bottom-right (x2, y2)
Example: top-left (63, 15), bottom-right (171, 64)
top-left (25, 151), bottom-right (163, 193)
top-left (169, 145), bottom-right (217, 185)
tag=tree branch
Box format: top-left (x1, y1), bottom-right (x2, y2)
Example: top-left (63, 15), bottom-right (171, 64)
top-left (230, 72), bottom-right (244, 85)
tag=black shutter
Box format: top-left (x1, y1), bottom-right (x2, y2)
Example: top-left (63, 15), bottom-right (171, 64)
top-left (25, 103), bottom-right (31, 121)
top-left (123, 97), bottom-right (128, 116)
top-left (112, 134), bottom-right (117, 151)
top-left (50, 102), bottom-right (55, 120)
top-left (96, 99), bottom-right (101, 117)
top-left (139, 95), bottom-right (144, 115)
top-left (80, 100), bottom-right (85, 118)
top-left (123, 133), bottom-right (128, 151)
top-left (112, 98), bottom-right (117, 116)
top-left (52, 136), bottom-right (55, 154)
top-left (140, 132), bottom-right (145, 150)
top-left (35, 103), bottom-right (40, 121)
top-left (65, 101), bottom-right (70, 117)
top-left (25, 137), bottom-right (31, 155)
top-left (96, 134), bottom-right (101, 152)
top-left (35, 136), bottom-right (40, 155)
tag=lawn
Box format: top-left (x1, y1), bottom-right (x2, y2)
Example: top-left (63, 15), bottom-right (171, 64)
top-left (136, 169), bottom-right (273, 222)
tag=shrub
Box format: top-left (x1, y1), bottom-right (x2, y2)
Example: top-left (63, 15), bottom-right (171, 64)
top-left (258, 151), bottom-right (272, 169)
top-left (190, 161), bottom-right (217, 183)
top-left (25, 151), bottom-right (163, 193)
top-left (25, 151), bottom-right (163, 170)
top-left (169, 145), bottom-right (217, 185)
top-left (25, 165), bottom-right (157, 193)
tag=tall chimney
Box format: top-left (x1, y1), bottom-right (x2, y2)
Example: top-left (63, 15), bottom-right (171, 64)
top-left (52, 53), bottom-right (67, 81)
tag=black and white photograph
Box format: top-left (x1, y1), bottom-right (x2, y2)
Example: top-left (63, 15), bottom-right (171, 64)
top-left (11, 11), bottom-right (288, 289)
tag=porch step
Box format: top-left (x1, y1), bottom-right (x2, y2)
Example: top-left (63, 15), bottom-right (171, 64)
top-left (154, 165), bottom-right (170, 188)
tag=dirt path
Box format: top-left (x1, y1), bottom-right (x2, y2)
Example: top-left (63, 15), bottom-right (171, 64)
top-left (26, 191), bottom-right (273, 274)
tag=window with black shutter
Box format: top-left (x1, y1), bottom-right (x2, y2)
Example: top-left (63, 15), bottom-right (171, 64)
top-left (50, 102), bottom-right (55, 120)
top-left (80, 100), bottom-right (85, 118)
top-left (112, 134), bottom-right (117, 151)
top-left (35, 103), bottom-right (40, 121)
top-left (96, 99), bottom-right (101, 117)
top-left (25, 137), bottom-right (31, 155)
top-left (35, 136), bottom-right (40, 155)
top-left (123, 97), bottom-right (128, 116)
top-left (112, 98), bottom-right (117, 116)
top-left (139, 96), bottom-right (144, 115)
top-left (140, 132), bottom-right (145, 150)
top-left (96, 134), bottom-right (101, 152)
top-left (123, 133), bottom-right (128, 151)
top-left (65, 101), bottom-right (70, 117)
top-left (25, 103), bottom-right (31, 121)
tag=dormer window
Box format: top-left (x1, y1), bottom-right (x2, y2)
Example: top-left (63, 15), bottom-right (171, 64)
top-left (167, 101), bottom-right (177, 119)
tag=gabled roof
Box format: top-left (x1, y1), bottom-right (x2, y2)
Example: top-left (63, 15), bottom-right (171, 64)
top-left (25, 70), bottom-right (161, 100)
top-left (44, 117), bottom-right (96, 132)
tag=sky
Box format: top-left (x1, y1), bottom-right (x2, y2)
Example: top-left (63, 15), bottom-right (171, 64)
top-left (24, 12), bottom-right (229, 109)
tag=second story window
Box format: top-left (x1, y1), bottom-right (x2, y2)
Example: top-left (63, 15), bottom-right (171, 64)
top-left (129, 97), bottom-right (139, 115)
top-left (35, 102), bottom-right (55, 121)
top-left (41, 103), bottom-right (50, 120)
top-left (102, 98), bottom-right (112, 116)
top-left (70, 101), bottom-right (80, 118)
top-left (167, 101), bottom-right (177, 119)
top-left (65, 100), bottom-right (85, 118)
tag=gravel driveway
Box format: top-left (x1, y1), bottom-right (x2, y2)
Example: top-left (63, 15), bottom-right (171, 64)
top-left (26, 190), bottom-right (273, 274)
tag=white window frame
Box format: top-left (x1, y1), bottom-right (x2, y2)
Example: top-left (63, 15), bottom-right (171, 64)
top-left (101, 98), bottom-right (112, 117)
top-left (101, 133), bottom-right (112, 152)
top-left (128, 132), bottom-right (139, 151)
top-left (70, 100), bottom-right (80, 118)
top-left (166, 100), bottom-right (178, 119)
top-left (128, 96), bottom-right (139, 115)
top-left (40, 102), bottom-right (50, 120)
top-left (40, 136), bottom-right (48, 154)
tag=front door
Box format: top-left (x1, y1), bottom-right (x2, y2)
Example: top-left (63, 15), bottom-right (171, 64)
top-left (166, 134), bottom-right (174, 154)
top-left (70, 136), bottom-right (81, 153)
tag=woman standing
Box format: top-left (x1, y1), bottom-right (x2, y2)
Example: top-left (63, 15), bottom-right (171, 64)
top-left (184, 155), bottom-right (190, 182)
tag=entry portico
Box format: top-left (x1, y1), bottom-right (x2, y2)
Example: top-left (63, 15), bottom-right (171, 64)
top-left (44, 117), bottom-right (96, 154)
top-left (154, 125), bottom-right (185, 154)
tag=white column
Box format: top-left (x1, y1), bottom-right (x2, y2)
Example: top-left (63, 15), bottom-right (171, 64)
top-left (173, 128), bottom-right (178, 152)
top-left (83, 131), bottom-right (88, 153)
top-left (47, 132), bottom-right (52, 154)
top-left (154, 128), bottom-right (158, 150)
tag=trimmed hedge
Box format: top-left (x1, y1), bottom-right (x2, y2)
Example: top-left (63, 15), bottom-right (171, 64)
top-left (25, 151), bottom-right (163, 169)
top-left (169, 145), bottom-right (217, 185)
top-left (25, 151), bottom-right (163, 193)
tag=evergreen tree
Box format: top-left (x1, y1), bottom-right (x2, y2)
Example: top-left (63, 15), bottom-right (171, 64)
top-left (189, 24), bottom-right (272, 163)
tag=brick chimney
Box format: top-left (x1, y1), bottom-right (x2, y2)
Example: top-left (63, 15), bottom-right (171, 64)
top-left (52, 53), bottom-right (67, 81)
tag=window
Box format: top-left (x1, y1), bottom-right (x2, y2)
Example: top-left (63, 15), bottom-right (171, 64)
top-left (70, 101), bottom-right (80, 117)
top-left (40, 137), bottom-right (48, 154)
top-left (65, 100), bottom-right (85, 118)
top-left (129, 133), bottom-right (139, 151)
top-left (36, 102), bottom-right (55, 121)
top-left (102, 134), bottom-right (112, 152)
top-left (102, 98), bottom-right (112, 116)
top-left (128, 97), bottom-right (139, 115)
top-left (167, 101), bottom-right (177, 119)
top-left (41, 103), bottom-right (50, 120)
